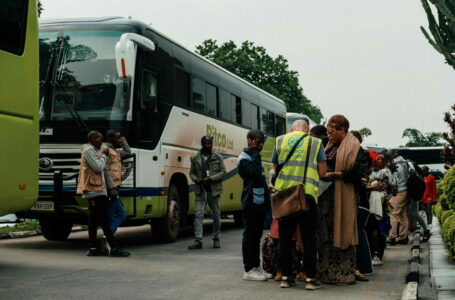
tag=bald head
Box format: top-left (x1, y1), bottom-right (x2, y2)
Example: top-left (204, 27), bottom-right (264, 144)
top-left (290, 119), bottom-right (309, 133)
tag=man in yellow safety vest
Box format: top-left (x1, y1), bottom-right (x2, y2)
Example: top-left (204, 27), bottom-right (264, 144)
top-left (272, 119), bottom-right (327, 289)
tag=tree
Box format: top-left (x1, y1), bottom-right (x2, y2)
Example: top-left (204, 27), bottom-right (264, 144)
top-left (402, 128), bottom-right (443, 147)
top-left (420, 0), bottom-right (455, 71)
top-left (195, 39), bottom-right (323, 123)
top-left (359, 127), bottom-right (372, 139)
top-left (442, 105), bottom-right (455, 169)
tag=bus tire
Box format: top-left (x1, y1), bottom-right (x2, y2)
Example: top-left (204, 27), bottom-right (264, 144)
top-left (233, 211), bottom-right (244, 228)
top-left (151, 184), bottom-right (181, 243)
top-left (39, 218), bottom-right (73, 241)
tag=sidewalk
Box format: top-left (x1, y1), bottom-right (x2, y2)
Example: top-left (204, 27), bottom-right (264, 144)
top-left (428, 218), bottom-right (455, 300)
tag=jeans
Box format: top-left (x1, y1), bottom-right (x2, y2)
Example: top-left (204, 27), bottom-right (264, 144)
top-left (389, 191), bottom-right (409, 239)
top-left (408, 200), bottom-right (428, 232)
top-left (242, 209), bottom-right (266, 272)
top-left (88, 196), bottom-right (117, 249)
top-left (108, 196), bottom-right (127, 234)
top-left (278, 197), bottom-right (318, 278)
top-left (194, 192), bottom-right (221, 241)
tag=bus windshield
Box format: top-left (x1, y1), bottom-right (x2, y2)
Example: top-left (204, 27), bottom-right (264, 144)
top-left (39, 30), bottom-right (131, 122)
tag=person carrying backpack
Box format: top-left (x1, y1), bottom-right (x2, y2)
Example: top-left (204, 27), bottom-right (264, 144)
top-left (405, 160), bottom-right (431, 242)
top-left (387, 153), bottom-right (410, 245)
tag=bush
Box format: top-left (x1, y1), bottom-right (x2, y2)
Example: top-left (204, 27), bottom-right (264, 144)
top-left (434, 202), bottom-right (444, 221)
top-left (441, 214), bottom-right (455, 260)
top-left (440, 166), bottom-right (455, 210)
top-left (441, 210), bottom-right (454, 224)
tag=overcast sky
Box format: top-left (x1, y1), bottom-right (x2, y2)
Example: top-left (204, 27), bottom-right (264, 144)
top-left (41, 0), bottom-right (455, 147)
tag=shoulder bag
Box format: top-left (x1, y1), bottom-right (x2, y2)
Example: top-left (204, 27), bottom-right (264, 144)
top-left (271, 136), bottom-right (312, 220)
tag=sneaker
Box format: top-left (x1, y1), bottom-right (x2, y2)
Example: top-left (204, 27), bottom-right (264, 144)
top-left (396, 237), bottom-right (409, 245)
top-left (256, 266), bottom-right (273, 279)
top-left (280, 276), bottom-right (296, 288)
top-left (188, 240), bottom-right (202, 250)
top-left (213, 239), bottom-right (220, 249)
top-left (274, 272), bottom-right (283, 281)
top-left (305, 278), bottom-right (322, 290)
top-left (243, 269), bottom-right (267, 281)
top-left (372, 256), bottom-right (383, 266)
top-left (86, 248), bottom-right (101, 256)
top-left (387, 238), bottom-right (396, 246)
top-left (421, 231), bottom-right (432, 242)
top-left (109, 247), bottom-right (131, 257)
top-left (295, 272), bottom-right (307, 282)
top-left (99, 236), bottom-right (110, 256)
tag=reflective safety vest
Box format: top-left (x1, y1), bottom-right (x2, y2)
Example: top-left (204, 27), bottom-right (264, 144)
top-left (274, 131), bottom-right (322, 202)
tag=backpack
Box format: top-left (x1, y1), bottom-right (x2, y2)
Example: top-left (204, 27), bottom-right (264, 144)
top-left (406, 160), bottom-right (426, 201)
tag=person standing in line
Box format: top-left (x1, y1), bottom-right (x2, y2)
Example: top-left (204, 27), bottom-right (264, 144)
top-left (188, 136), bottom-right (226, 250)
top-left (238, 129), bottom-right (272, 281)
top-left (317, 115), bottom-right (370, 285)
top-left (103, 129), bottom-right (131, 234)
top-left (76, 130), bottom-right (130, 257)
top-left (273, 120), bottom-right (327, 289)
top-left (387, 152), bottom-right (410, 245)
top-left (421, 166), bottom-right (437, 231)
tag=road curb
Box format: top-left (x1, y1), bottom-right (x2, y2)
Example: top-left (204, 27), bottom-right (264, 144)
top-left (402, 232), bottom-right (421, 299)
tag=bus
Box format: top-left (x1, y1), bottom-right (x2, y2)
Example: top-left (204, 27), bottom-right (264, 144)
top-left (365, 146), bottom-right (445, 180)
top-left (20, 17), bottom-right (287, 242)
top-left (0, 0), bottom-right (39, 216)
top-left (286, 112), bottom-right (317, 132)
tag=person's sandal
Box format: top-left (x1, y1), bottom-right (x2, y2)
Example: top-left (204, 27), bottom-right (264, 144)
top-left (354, 270), bottom-right (369, 282)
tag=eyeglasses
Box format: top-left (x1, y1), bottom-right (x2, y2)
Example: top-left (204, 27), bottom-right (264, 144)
top-left (327, 129), bottom-right (337, 135)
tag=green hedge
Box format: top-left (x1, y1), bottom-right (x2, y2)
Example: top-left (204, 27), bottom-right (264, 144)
top-left (436, 165), bottom-right (455, 260)
top-left (441, 213), bottom-right (455, 259)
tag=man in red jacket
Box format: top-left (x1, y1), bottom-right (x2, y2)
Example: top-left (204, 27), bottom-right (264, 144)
top-left (421, 166), bottom-right (437, 231)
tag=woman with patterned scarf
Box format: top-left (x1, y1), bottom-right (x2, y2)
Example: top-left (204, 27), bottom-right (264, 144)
top-left (317, 115), bottom-right (370, 285)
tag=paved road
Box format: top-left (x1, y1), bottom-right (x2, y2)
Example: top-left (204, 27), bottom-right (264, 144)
top-left (0, 220), bottom-right (410, 300)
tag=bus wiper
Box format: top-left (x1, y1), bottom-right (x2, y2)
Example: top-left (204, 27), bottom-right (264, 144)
top-left (53, 82), bottom-right (90, 134)
top-left (52, 37), bottom-right (90, 134)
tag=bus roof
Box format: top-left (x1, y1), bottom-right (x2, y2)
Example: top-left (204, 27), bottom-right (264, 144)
top-left (39, 17), bottom-right (286, 110)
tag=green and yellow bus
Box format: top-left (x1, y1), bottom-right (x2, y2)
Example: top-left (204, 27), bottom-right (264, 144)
top-left (23, 17), bottom-right (286, 242)
top-left (0, 0), bottom-right (39, 216)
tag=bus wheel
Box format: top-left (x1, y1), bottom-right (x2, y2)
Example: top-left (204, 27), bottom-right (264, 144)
top-left (151, 184), bottom-right (181, 243)
top-left (39, 218), bottom-right (73, 241)
top-left (233, 211), bottom-right (244, 228)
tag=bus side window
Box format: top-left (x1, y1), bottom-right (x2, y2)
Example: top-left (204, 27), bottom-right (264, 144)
top-left (206, 83), bottom-right (217, 116)
top-left (232, 95), bottom-right (241, 125)
top-left (218, 89), bottom-right (231, 121)
top-left (174, 67), bottom-right (190, 107)
top-left (192, 76), bottom-right (206, 112)
top-left (141, 71), bottom-right (157, 111)
top-left (261, 109), bottom-right (275, 136)
top-left (0, 0), bottom-right (28, 55)
top-left (241, 99), bottom-right (252, 128)
top-left (251, 104), bottom-right (259, 129)
top-left (139, 70), bottom-right (159, 148)
top-left (275, 115), bottom-right (285, 136)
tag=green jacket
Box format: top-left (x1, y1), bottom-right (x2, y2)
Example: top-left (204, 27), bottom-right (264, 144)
top-left (190, 151), bottom-right (226, 197)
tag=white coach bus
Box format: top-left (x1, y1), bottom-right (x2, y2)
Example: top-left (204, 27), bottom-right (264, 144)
top-left (20, 17), bottom-right (287, 242)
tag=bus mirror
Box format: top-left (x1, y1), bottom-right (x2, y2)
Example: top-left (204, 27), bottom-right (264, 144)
top-left (115, 33), bottom-right (155, 79)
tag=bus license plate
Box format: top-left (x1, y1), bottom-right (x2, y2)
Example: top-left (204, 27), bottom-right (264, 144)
top-left (31, 201), bottom-right (54, 211)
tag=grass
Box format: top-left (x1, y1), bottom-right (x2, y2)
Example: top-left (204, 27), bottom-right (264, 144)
top-left (0, 220), bottom-right (40, 235)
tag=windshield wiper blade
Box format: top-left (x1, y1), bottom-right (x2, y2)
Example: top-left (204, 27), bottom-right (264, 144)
top-left (53, 82), bottom-right (90, 134)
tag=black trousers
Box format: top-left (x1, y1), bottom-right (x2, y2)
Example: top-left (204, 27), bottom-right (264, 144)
top-left (242, 209), bottom-right (266, 272)
top-left (88, 196), bottom-right (117, 249)
top-left (279, 197), bottom-right (318, 278)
